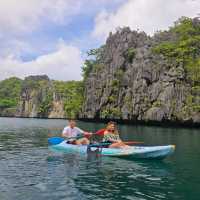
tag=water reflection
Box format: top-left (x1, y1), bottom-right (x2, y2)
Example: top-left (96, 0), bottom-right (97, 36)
top-left (47, 150), bottom-right (176, 200)
top-left (0, 117), bottom-right (200, 200)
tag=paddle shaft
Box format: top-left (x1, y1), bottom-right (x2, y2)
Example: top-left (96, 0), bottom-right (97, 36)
top-left (88, 141), bottom-right (144, 148)
top-left (123, 141), bottom-right (144, 145)
top-left (49, 132), bottom-right (143, 144)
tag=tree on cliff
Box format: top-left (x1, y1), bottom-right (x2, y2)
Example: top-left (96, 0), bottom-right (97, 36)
top-left (82, 45), bottom-right (105, 80)
top-left (0, 77), bottom-right (22, 109)
top-left (153, 17), bottom-right (200, 85)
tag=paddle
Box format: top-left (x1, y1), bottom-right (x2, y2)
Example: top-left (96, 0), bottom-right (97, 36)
top-left (48, 135), bottom-right (83, 145)
top-left (88, 141), bottom-right (143, 148)
top-left (48, 137), bottom-right (65, 145)
top-left (123, 141), bottom-right (144, 145)
top-left (88, 142), bottom-right (112, 148)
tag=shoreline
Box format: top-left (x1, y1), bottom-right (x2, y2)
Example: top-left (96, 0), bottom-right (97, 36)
top-left (78, 118), bottom-right (200, 128)
top-left (0, 115), bottom-right (199, 128)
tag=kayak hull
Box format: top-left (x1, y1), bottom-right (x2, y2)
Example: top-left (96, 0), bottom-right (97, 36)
top-left (49, 141), bottom-right (175, 160)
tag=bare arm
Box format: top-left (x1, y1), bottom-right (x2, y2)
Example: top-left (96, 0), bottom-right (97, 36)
top-left (62, 127), bottom-right (70, 138)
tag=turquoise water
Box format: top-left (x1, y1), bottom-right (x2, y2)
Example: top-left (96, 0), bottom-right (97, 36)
top-left (0, 117), bottom-right (199, 200)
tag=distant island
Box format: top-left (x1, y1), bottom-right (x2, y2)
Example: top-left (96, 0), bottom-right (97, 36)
top-left (0, 17), bottom-right (199, 126)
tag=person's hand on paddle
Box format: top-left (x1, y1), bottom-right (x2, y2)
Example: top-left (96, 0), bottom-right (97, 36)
top-left (83, 131), bottom-right (93, 138)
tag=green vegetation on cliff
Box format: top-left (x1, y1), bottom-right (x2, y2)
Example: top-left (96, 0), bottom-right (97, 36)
top-left (152, 17), bottom-right (200, 114)
top-left (153, 17), bottom-right (200, 84)
top-left (0, 77), bottom-right (22, 109)
top-left (22, 75), bottom-right (50, 90)
top-left (53, 80), bottom-right (84, 118)
top-left (0, 75), bottom-right (83, 118)
top-left (125, 47), bottom-right (136, 63)
top-left (82, 45), bottom-right (105, 80)
top-left (0, 17), bottom-right (199, 124)
top-left (82, 17), bottom-right (200, 124)
top-left (38, 90), bottom-right (53, 116)
top-left (100, 107), bottom-right (122, 119)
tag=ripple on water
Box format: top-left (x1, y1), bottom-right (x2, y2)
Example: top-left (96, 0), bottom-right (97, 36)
top-left (1, 118), bottom-right (200, 200)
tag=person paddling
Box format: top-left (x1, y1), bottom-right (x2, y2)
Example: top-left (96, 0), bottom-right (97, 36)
top-left (62, 120), bottom-right (90, 145)
top-left (96, 121), bottom-right (129, 148)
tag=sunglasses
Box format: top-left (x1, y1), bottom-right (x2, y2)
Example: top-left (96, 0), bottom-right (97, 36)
top-left (107, 129), bottom-right (115, 132)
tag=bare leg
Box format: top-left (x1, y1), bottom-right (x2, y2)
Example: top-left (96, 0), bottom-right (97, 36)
top-left (75, 140), bottom-right (81, 145)
top-left (81, 138), bottom-right (90, 145)
top-left (109, 141), bottom-right (129, 148)
top-left (75, 138), bottom-right (90, 145)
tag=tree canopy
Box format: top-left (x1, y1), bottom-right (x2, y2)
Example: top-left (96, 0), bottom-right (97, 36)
top-left (0, 77), bottom-right (22, 108)
top-left (153, 17), bottom-right (200, 85)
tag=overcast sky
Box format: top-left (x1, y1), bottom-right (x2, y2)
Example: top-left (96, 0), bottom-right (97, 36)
top-left (0, 0), bottom-right (199, 81)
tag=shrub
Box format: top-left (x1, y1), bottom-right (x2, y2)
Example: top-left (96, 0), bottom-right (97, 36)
top-left (0, 77), bottom-right (22, 109)
top-left (53, 81), bottom-right (84, 118)
top-left (111, 79), bottom-right (120, 87)
top-left (0, 99), bottom-right (17, 108)
top-left (152, 17), bottom-right (200, 85)
top-left (125, 47), bottom-right (136, 63)
top-left (100, 107), bottom-right (122, 119)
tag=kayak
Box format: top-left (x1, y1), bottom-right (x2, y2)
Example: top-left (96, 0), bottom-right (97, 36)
top-left (48, 138), bottom-right (175, 160)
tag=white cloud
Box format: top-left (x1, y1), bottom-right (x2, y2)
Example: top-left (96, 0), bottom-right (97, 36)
top-left (0, 0), bottom-right (123, 36)
top-left (92, 0), bottom-right (200, 40)
top-left (0, 0), bottom-right (83, 65)
top-left (0, 0), bottom-right (81, 35)
top-left (0, 0), bottom-right (125, 81)
top-left (0, 41), bottom-right (83, 81)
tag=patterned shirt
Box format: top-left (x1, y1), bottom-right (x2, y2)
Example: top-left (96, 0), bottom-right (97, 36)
top-left (102, 133), bottom-right (120, 142)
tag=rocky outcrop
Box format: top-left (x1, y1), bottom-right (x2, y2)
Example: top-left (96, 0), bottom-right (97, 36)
top-left (0, 75), bottom-right (83, 119)
top-left (15, 75), bottom-right (65, 118)
top-left (48, 93), bottom-right (65, 118)
top-left (81, 25), bottom-right (200, 125)
top-left (0, 18), bottom-right (199, 126)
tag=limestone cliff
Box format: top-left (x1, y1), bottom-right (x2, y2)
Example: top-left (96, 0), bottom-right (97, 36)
top-left (0, 17), bottom-right (199, 126)
top-left (81, 18), bottom-right (200, 125)
top-left (0, 75), bottom-right (83, 118)
top-left (15, 75), bottom-right (65, 118)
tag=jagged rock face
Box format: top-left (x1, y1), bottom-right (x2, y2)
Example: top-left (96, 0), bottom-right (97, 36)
top-left (16, 76), bottom-right (65, 118)
top-left (16, 88), bottom-right (40, 117)
top-left (48, 93), bottom-right (65, 118)
top-left (0, 75), bottom-right (83, 119)
top-left (82, 27), bottom-right (199, 124)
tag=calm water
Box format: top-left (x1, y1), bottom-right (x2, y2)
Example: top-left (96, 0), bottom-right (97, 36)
top-left (0, 117), bottom-right (199, 200)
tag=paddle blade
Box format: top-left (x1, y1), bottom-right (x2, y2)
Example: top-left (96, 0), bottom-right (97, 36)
top-left (48, 137), bottom-right (65, 145)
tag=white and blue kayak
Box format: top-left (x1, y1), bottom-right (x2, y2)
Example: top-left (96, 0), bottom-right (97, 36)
top-left (48, 137), bottom-right (175, 160)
